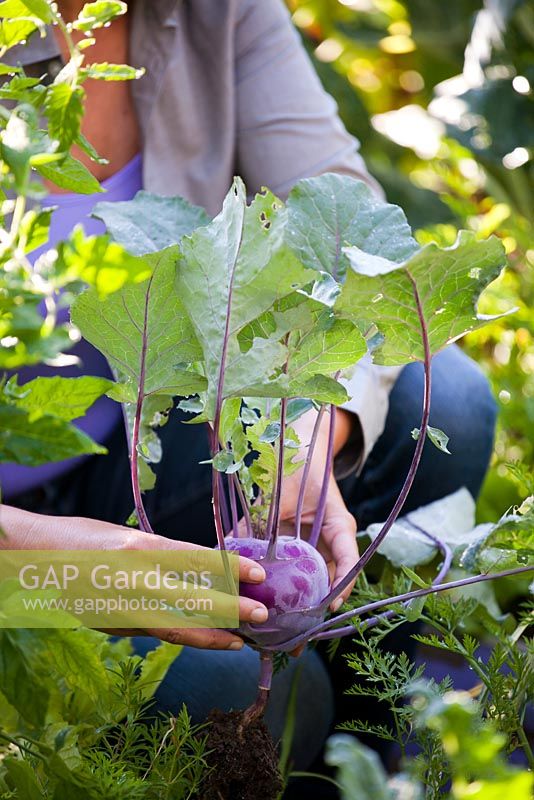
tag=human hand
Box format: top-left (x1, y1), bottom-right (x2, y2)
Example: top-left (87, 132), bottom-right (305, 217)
top-left (0, 505), bottom-right (268, 650)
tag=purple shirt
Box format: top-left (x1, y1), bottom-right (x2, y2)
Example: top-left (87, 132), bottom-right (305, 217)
top-left (2, 154), bottom-right (143, 499)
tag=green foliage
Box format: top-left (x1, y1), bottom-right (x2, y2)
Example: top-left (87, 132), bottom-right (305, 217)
top-left (0, 630), bottom-right (207, 800)
top-left (0, 10), bottom-right (208, 799)
top-left (0, 373), bottom-right (112, 465)
top-left (337, 597), bottom-right (534, 797)
top-left (5, 374), bottom-right (113, 421)
top-left (328, 687), bottom-right (534, 800)
top-left (285, 172), bottom-right (418, 280)
top-left (72, 249), bottom-right (207, 489)
top-left (340, 231), bottom-right (508, 365)
top-left (0, 0), bottom-right (150, 468)
top-left (91, 172), bottom-right (506, 524)
top-left (93, 191), bottom-right (210, 256)
top-left (72, 1), bottom-right (127, 32)
top-left (0, 403), bottom-right (106, 465)
top-left (287, 0), bottom-right (534, 519)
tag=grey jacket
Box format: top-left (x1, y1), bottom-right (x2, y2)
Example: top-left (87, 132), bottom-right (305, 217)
top-left (6, 0), bottom-right (401, 471)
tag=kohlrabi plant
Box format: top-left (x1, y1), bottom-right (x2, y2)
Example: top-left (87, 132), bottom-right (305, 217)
top-left (72, 172), bottom-right (534, 752)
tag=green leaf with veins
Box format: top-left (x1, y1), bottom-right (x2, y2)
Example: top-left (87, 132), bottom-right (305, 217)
top-left (0, 404), bottom-right (106, 465)
top-left (72, 248), bottom-right (206, 490)
top-left (175, 179), bottom-right (316, 418)
top-left (44, 84), bottom-right (84, 151)
top-left (36, 153), bottom-right (103, 195)
top-left (286, 173), bottom-right (418, 281)
top-left (338, 231), bottom-right (509, 366)
top-left (240, 302), bottom-right (364, 404)
top-left (285, 318), bottom-right (366, 396)
top-left (75, 131), bottom-right (108, 165)
top-left (93, 191), bottom-right (210, 255)
top-left (5, 375), bottom-right (113, 421)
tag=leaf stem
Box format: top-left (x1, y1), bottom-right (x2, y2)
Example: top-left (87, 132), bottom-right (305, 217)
top-left (131, 396), bottom-right (153, 534)
top-left (358, 523), bottom-right (453, 632)
top-left (233, 473), bottom-right (253, 537)
top-left (228, 471), bottom-right (239, 536)
top-left (266, 398), bottom-right (287, 558)
top-left (308, 565), bottom-right (534, 644)
top-left (129, 275), bottom-right (154, 534)
top-left (295, 404), bottom-right (326, 540)
top-left (309, 405), bottom-right (336, 549)
top-left (320, 275), bottom-right (432, 608)
top-left (218, 472), bottom-right (231, 536)
top-left (210, 197), bottom-right (246, 549)
top-left (261, 564), bottom-right (534, 652)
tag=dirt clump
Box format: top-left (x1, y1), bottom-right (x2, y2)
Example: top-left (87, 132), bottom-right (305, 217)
top-left (198, 708), bottom-right (283, 800)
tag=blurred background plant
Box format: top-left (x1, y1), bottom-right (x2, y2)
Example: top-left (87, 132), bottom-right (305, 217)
top-left (286, 0), bottom-right (533, 520)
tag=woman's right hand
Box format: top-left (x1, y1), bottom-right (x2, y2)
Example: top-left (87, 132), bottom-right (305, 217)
top-left (0, 505), bottom-right (267, 650)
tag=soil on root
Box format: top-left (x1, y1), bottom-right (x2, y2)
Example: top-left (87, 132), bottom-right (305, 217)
top-left (198, 709), bottom-right (283, 800)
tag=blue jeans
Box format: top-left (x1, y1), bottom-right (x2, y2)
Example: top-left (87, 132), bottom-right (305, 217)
top-left (15, 346), bottom-right (497, 771)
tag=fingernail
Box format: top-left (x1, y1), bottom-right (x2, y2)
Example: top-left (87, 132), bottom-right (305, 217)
top-left (248, 567), bottom-right (265, 582)
top-left (250, 606), bottom-right (269, 623)
top-left (331, 598), bottom-right (343, 613)
top-left (228, 641), bottom-right (243, 650)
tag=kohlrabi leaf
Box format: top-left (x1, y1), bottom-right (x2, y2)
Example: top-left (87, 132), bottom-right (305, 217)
top-left (71, 249), bottom-right (205, 396)
top-left (5, 375), bottom-right (113, 421)
top-left (285, 318), bottom-right (366, 398)
top-left (175, 179), bottom-right (316, 418)
top-left (286, 173), bottom-right (418, 281)
top-left (0, 404), bottom-right (106, 465)
top-left (339, 231), bottom-right (509, 366)
top-left (238, 289), bottom-right (366, 404)
top-left (92, 191), bottom-right (210, 255)
top-left (71, 247), bottom-right (206, 489)
top-left (360, 488), bottom-right (477, 568)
